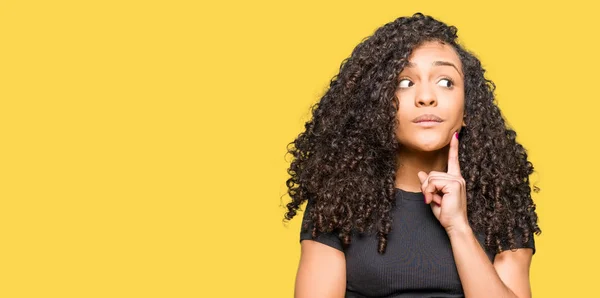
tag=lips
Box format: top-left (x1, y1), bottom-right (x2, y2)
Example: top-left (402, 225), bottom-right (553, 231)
top-left (412, 114), bottom-right (443, 123)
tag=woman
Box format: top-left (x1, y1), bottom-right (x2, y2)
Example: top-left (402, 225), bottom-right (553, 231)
top-left (283, 13), bottom-right (541, 298)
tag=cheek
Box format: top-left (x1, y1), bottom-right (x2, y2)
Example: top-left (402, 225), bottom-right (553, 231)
top-left (453, 96), bottom-right (466, 123)
top-left (395, 110), bottom-right (412, 134)
top-left (440, 91), bottom-right (465, 121)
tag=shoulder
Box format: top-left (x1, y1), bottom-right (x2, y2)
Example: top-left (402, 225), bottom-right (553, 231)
top-left (474, 226), bottom-right (537, 262)
top-left (299, 199), bottom-right (345, 252)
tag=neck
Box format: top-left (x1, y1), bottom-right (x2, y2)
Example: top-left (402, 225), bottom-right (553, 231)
top-left (395, 145), bottom-right (449, 192)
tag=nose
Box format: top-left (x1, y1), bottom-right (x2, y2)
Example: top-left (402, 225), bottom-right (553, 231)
top-left (415, 85), bottom-right (437, 107)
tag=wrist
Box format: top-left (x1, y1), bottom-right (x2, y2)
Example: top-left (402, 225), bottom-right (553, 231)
top-left (445, 221), bottom-right (472, 237)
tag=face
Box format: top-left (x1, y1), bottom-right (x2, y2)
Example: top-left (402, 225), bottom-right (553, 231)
top-left (394, 41), bottom-right (465, 152)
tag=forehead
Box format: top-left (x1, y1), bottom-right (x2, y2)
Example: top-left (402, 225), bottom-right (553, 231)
top-left (406, 41), bottom-right (461, 67)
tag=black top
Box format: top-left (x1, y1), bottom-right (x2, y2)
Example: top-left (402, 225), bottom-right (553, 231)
top-left (299, 188), bottom-right (535, 298)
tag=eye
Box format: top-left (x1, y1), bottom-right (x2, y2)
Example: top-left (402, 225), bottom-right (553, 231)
top-left (437, 78), bottom-right (454, 88)
top-left (399, 79), bottom-right (413, 88)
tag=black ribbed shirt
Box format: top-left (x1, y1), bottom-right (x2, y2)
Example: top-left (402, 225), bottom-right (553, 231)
top-left (299, 188), bottom-right (536, 298)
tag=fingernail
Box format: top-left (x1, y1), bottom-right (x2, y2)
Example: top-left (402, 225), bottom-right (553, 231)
top-left (454, 132), bottom-right (459, 139)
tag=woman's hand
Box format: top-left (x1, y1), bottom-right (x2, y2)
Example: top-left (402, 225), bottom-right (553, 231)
top-left (417, 131), bottom-right (469, 233)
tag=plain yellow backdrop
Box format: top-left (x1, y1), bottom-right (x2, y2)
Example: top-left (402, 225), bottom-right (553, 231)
top-left (1, 0), bottom-right (597, 297)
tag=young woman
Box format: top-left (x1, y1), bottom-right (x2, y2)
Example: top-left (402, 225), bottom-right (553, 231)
top-left (283, 13), bottom-right (541, 298)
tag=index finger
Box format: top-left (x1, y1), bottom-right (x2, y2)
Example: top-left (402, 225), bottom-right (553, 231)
top-left (447, 131), bottom-right (461, 176)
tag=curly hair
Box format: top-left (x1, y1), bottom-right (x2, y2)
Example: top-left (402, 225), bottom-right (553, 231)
top-left (283, 12), bottom-right (542, 254)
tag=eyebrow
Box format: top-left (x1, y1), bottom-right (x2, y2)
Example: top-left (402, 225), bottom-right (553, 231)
top-left (405, 61), bottom-right (463, 76)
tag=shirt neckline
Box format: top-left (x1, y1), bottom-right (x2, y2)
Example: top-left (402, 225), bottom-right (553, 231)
top-left (394, 187), bottom-right (424, 201)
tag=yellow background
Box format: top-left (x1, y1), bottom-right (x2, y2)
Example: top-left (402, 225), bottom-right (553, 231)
top-left (0, 0), bottom-right (596, 297)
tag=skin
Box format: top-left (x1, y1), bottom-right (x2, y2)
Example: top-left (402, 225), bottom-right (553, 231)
top-left (394, 40), bottom-right (465, 194)
top-left (295, 41), bottom-right (534, 298)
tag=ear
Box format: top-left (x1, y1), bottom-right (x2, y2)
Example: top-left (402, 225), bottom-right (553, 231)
top-left (459, 119), bottom-right (466, 134)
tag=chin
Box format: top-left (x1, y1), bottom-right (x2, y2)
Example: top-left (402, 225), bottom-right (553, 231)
top-left (416, 142), bottom-right (444, 152)
top-left (403, 135), bottom-right (446, 152)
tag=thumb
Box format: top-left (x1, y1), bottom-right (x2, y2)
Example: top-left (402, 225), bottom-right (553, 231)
top-left (417, 171), bottom-right (427, 184)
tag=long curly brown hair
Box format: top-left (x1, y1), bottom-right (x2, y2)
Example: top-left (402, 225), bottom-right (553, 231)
top-left (283, 12), bottom-right (541, 254)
